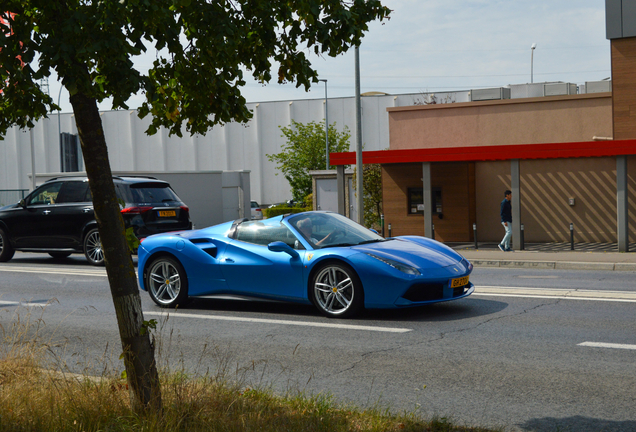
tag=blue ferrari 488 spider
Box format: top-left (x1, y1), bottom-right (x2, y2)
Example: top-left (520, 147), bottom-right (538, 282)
top-left (138, 211), bottom-right (474, 318)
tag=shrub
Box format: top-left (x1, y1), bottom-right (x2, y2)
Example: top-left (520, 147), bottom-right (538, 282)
top-left (263, 207), bottom-right (306, 218)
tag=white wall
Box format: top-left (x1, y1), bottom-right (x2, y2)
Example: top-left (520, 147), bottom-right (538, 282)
top-left (1, 90), bottom-right (466, 204)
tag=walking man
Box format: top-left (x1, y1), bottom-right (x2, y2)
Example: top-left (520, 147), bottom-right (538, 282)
top-left (499, 190), bottom-right (512, 252)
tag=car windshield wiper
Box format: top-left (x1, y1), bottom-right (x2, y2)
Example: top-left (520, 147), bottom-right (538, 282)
top-left (357, 239), bottom-right (387, 245)
top-left (322, 242), bottom-right (356, 248)
top-left (323, 239), bottom-right (386, 248)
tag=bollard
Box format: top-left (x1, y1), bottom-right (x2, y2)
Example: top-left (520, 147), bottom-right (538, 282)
top-left (570, 223), bottom-right (574, 250)
top-left (520, 223), bottom-right (525, 250)
top-left (473, 223), bottom-right (478, 249)
top-left (388, 223), bottom-right (392, 238)
top-left (431, 224), bottom-right (435, 240)
top-left (381, 214), bottom-right (385, 237)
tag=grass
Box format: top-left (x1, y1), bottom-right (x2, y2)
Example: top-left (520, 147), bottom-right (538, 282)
top-left (0, 307), bottom-right (501, 432)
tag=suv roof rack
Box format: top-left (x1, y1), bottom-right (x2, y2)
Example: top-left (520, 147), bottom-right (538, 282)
top-left (44, 175), bottom-right (87, 182)
top-left (116, 175), bottom-right (159, 180)
top-left (45, 175), bottom-right (159, 182)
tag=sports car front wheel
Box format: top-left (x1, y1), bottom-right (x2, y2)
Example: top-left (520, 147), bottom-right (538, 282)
top-left (311, 263), bottom-right (364, 318)
top-left (146, 256), bottom-right (189, 308)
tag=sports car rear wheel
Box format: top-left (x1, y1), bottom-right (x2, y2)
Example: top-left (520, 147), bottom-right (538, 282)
top-left (311, 263), bottom-right (363, 318)
top-left (146, 256), bottom-right (189, 308)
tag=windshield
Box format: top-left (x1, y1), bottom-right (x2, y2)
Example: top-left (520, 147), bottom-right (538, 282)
top-left (289, 212), bottom-right (384, 249)
top-left (234, 217), bottom-right (299, 249)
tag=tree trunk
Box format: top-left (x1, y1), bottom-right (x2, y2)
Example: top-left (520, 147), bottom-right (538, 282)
top-left (69, 91), bottom-right (162, 414)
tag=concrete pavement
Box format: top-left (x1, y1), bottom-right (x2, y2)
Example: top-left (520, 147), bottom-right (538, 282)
top-left (450, 243), bottom-right (636, 272)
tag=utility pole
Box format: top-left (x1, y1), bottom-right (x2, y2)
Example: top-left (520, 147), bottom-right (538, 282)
top-left (355, 46), bottom-right (364, 225)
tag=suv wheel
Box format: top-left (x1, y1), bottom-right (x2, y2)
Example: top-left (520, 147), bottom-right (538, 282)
top-left (84, 228), bottom-right (104, 266)
top-left (0, 228), bottom-right (15, 262)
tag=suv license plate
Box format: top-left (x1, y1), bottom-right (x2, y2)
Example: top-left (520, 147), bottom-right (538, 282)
top-left (158, 210), bottom-right (176, 217)
top-left (450, 275), bottom-right (469, 288)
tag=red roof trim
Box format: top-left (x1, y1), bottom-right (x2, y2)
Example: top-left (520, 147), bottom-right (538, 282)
top-left (330, 140), bottom-right (636, 165)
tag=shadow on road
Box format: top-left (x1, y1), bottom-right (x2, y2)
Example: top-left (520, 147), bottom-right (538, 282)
top-left (519, 415), bottom-right (636, 432)
top-left (167, 296), bottom-right (508, 324)
top-left (7, 252), bottom-right (138, 268)
top-left (357, 298), bottom-right (508, 323)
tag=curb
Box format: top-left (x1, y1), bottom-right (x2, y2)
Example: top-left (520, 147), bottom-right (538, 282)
top-left (471, 259), bottom-right (636, 272)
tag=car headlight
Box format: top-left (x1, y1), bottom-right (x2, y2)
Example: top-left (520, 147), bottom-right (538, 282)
top-left (365, 253), bottom-right (421, 276)
top-left (462, 258), bottom-right (473, 272)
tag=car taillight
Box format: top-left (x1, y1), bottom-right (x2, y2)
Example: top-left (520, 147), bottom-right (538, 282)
top-left (121, 206), bottom-right (153, 214)
top-left (255, 208), bottom-right (261, 211)
top-left (180, 205), bottom-right (189, 213)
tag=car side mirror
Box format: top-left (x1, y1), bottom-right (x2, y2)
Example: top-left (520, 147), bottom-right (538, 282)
top-left (268, 241), bottom-right (300, 259)
top-left (19, 199), bottom-right (26, 208)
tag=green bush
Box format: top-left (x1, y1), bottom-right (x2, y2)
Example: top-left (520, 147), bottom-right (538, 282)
top-left (303, 193), bottom-right (313, 210)
top-left (263, 206), bottom-right (306, 218)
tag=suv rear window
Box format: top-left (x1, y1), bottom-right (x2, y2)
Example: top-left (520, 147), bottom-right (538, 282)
top-left (117, 182), bottom-right (181, 204)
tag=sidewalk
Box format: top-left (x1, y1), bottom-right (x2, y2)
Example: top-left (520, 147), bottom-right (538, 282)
top-left (449, 242), bottom-right (636, 272)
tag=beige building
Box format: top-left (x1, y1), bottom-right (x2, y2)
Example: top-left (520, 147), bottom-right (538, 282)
top-left (381, 92), bottom-right (630, 243)
top-left (334, 91), bottom-right (634, 244)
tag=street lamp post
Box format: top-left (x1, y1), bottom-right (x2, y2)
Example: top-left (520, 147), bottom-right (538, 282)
top-left (530, 43), bottom-right (536, 83)
top-left (318, 79), bottom-right (329, 170)
top-left (29, 128), bottom-right (36, 190)
top-left (58, 85), bottom-right (64, 172)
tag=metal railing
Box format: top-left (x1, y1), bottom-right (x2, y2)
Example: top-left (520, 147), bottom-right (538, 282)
top-left (0, 190), bottom-right (28, 207)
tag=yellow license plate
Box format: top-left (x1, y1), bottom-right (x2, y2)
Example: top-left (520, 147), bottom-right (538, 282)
top-left (158, 210), bottom-right (176, 217)
top-left (450, 276), bottom-right (469, 288)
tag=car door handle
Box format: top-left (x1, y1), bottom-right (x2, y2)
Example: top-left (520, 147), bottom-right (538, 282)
top-left (43, 210), bottom-right (51, 215)
top-left (83, 208), bottom-right (93, 213)
top-left (223, 258), bottom-right (235, 263)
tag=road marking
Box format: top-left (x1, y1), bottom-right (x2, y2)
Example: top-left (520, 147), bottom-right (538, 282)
top-left (516, 276), bottom-right (559, 279)
top-left (0, 266), bottom-right (108, 277)
top-left (578, 342), bottom-right (636, 350)
top-left (144, 311), bottom-right (412, 333)
top-left (474, 286), bottom-right (636, 303)
top-left (0, 300), bottom-right (52, 308)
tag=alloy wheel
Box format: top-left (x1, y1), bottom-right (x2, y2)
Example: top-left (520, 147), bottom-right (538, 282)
top-left (148, 259), bottom-right (183, 306)
top-left (312, 264), bottom-right (362, 317)
top-left (84, 229), bottom-right (104, 265)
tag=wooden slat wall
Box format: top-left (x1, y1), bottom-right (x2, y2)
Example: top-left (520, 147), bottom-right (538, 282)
top-left (382, 162), bottom-right (476, 241)
top-left (382, 163), bottom-right (424, 236)
top-left (612, 37), bottom-right (636, 139)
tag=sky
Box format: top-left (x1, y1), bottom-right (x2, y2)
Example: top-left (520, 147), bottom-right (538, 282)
top-left (44, 0), bottom-right (612, 113)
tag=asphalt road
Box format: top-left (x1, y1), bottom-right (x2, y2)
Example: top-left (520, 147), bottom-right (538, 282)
top-left (1, 253), bottom-right (635, 432)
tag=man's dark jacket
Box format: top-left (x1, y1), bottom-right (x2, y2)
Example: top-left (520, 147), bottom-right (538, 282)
top-left (500, 198), bottom-right (512, 223)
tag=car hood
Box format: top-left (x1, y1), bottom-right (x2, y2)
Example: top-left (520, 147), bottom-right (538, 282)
top-left (0, 203), bottom-right (18, 212)
top-left (352, 237), bottom-right (466, 270)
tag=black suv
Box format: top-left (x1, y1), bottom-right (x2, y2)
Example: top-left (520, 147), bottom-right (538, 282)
top-left (0, 176), bottom-right (192, 265)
